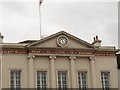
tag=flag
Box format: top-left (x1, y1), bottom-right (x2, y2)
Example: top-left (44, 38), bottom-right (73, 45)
top-left (39, 0), bottom-right (43, 6)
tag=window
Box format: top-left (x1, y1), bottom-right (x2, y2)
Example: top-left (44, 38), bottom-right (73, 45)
top-left (58, 71), bottom-right (67, 90)
top-left (37, 71), bottom-right (47, 89)
top-left (78, 71), bottom-right (87, 90)
top-left (10, 70), bottom-right (21, 89)
top-left (101, 72), bottom-right (110, 90)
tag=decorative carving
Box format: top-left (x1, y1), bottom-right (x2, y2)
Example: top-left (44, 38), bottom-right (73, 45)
top-left (89, 56), bottom-right (96, 61)
top-left (69, 56), bottom-right (76, 60)
top-left (28, 55), bottom-right (35, 59)
top-left (49, 55), bottom-right (56, 60)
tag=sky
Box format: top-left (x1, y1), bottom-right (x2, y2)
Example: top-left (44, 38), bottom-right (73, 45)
top-left (0, 0), bottom-right (119, 48)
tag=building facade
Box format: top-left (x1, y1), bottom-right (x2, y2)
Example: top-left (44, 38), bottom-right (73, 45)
top-left (0, 31), bottom-right (118, 89)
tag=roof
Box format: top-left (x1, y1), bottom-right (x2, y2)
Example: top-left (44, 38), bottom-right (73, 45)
top-left (19, 40), bottom-right (38, 43)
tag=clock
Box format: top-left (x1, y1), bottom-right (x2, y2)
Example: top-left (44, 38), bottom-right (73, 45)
top-left (57, 35), bottom-right (69, 47)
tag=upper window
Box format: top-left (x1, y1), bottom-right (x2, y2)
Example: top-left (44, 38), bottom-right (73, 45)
top-left (37, 71), bottom-right (47, 89)
top-left (78, 71), bottom-right (87, 90)
top-left (101, 72), bottom-right (110, 90)
top-left (58, 71), bottom-right (67, 90)
top-left (10, 70), bottom-right (21, 89)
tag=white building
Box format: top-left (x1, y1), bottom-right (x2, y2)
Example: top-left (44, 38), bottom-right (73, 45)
top-left (0, 31), bottom-right (118, 89)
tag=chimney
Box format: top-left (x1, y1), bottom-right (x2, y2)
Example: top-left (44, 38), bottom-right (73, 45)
top-left (92, 35), bottom-right (101, 47)
top-left (0, 33), bottom-right (4, 43)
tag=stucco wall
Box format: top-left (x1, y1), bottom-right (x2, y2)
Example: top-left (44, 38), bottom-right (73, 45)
top-left (2, 54), bottom-right (28, 88)
top-left (1, 54), bottom-right (118, 88)
top-left (34, 56), bottom-right (50, 88)
top-left (95, 56), bottom-right (118, 88)
top-left (75, 57), bottom-right (91, 88)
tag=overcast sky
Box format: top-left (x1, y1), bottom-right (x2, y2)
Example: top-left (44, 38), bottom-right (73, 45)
top-left (0, 0), bottom-right (119, 48)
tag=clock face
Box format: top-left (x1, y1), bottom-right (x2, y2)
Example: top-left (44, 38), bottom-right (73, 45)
top-left (57, 35), bottom-right (69, 47)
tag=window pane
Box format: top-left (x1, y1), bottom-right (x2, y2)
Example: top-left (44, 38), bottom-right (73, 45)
top-left (37, 71), bottom-right (47, 89)
top-left (58, 71), bottom-right (67, 90)
top-left (10, 70), bottom-right (21, 88)
top-left (78, 71), bottom-right (87, 89)
top-left (101, 72), bottom-right (110, 89)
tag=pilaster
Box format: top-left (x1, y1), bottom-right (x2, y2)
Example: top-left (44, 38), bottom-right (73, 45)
top-left (89, 56), bottom-right (97, 88)
top-left (69, 56), bottom-right (77, 88)
top-left (49, 55), bottom-right (56, 88)
top-left (28, 55), bottom-right (35, 88)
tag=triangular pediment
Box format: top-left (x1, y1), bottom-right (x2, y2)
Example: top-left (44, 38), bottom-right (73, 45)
top-left (26, 31), bottom-right (95, 49)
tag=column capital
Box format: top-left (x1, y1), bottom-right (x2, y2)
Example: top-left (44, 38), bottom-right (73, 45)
top-left (89, 56), bottom-right (96, 61)
top-left (69, 56), bottom-right (76, 60)
top-left (28, 55), bottom-right (35, 59)
top-left (49, 55), bottom-right (56, 60)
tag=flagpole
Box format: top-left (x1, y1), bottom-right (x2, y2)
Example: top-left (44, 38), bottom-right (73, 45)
top-left (39, 4), bottom-right (42, 39)
top-left (39, 0), bottom-right (43, 39)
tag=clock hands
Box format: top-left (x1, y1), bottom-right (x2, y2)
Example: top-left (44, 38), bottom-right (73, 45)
top-left (60, 38), bottom-right (66, 44)
top-left (57, 35), bottom-right (69, 47)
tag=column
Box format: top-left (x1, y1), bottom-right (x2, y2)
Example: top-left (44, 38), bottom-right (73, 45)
top-left (28, 55), bottom-right (35, 88)
top-left (49, 55), bottom-right (56, 88)
top-left (89, 56), bottom-right (97, 88)
top-left (69, 56), bottom-right (76, 88)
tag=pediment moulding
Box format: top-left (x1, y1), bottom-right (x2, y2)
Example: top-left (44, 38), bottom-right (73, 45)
top-left (25, 31), bottom-right (95, 48)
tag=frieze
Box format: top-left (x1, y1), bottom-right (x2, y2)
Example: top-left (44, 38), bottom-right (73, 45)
top-left (0, 49), bottom-right (116, 56)
top-left (29, 50), bottom-right (93, 55)
top-left (0, 50), bottom-right (27, 54)
top-left (95, 53), bottom-right (115, 56)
